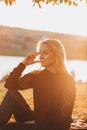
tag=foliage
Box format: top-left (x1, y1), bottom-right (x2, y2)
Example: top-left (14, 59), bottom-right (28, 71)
top-left (0, 0), bottom-right (87, 7)
top-left (0, 0), bottom-right (15, 5)
top-left (33, 0), bottom-right (87, 8)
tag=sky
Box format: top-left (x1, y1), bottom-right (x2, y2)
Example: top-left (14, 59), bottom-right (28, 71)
top-left (0, 0), bottom-right (87, 36)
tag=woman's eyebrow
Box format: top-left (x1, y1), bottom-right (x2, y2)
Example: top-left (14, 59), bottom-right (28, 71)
top-left (39, 49), bottom-right (49, 53)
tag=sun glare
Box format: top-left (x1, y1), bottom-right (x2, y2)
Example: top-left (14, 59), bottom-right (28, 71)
top-left (0, 0), bottom-right (87, 36)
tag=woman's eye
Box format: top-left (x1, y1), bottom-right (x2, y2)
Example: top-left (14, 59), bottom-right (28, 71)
top-left (44, 52), bottom-right (48, 55)
top-left (43, 51), bottom-right (49, 55)
top-left (40, 51), bottom-right (49, 55)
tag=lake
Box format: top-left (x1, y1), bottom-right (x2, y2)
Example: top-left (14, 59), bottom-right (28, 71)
top-left (0, 55), bottom-right (87, 82)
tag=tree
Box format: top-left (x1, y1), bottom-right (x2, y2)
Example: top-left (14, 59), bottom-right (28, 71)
top-left (0, 0), bottom-right (87, 7)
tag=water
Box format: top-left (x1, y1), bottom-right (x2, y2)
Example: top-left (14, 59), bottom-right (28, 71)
top-left (0, 56), bottom-right (87, 82)
top-left (67, 60), bottom-right (87, 82)
top-left (0, 55), bottom-right (40, 80)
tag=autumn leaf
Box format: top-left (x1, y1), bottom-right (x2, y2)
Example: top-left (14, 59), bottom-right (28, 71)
top-left (4, 0), bottom-right (15, 5)
top-left (0, 0), bottom-right (87, 7)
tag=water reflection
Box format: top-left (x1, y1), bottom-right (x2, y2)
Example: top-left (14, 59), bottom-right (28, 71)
top-left (0, 55), bottom-right (87, 81)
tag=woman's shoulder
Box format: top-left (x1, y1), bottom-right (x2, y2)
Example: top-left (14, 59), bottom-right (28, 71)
top-left (60, 72), bottom-right (75, 86)
top-left (62, 72), bottom-right (74, 80)
top-left (64, 73), bottom-right (76, 89)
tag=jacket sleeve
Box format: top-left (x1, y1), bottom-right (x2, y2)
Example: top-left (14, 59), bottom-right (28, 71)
top-left (61, 76), bottom-right (76, 118)
top-left (4, 63), bottom-right (36, 90)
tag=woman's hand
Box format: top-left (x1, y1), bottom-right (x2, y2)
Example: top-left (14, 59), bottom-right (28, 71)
top-left (22, 52), bottom-right (39, 66)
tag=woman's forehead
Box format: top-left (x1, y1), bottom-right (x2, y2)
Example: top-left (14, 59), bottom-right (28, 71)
top-left (39, 43), bottom-right (52, 51)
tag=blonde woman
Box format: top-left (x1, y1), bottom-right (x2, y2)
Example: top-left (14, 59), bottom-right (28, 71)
top-left (0, 39), bottom-right (76, 130)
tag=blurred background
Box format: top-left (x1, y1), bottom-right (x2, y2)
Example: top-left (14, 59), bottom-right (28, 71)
top-left (0, 0), bottom-right (87, 126)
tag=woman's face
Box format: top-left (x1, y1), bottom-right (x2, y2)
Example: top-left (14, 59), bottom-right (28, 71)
top-left (39, 43), bottom-right (56, 68)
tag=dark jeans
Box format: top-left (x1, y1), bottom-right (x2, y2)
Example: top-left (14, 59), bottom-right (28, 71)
top-left (0, 122), bottom-right (52, 130)
top-left (0, 90), bottom-right (34, 125)
top-left (0, 90), bottom-right (52, 130)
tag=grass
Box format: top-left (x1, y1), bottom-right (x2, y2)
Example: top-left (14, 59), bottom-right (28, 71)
top-left (0, 81), bottom-right (34, 110)
top-left (73, 81), bottom-right (87, 120)
top-left (0, 81), bottom-right (87, 122)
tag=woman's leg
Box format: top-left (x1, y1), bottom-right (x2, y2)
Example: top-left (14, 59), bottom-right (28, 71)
top-left (0, 122), bottom-right (53, 130)
top-left (0, 90), bottom-right (34, 126)
top-left (12, 90), bottom-right (34, 122)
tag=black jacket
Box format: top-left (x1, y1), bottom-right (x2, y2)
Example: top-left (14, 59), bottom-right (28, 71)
top-left (5, 63), bottom-right (76, 129)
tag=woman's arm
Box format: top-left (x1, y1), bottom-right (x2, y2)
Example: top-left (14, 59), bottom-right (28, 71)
top-left (4, 52), bottom-right (39, 90)
top-left (4, 63), bottom-right (26, 90)
top-left (61, 76), bottom-right (76, 118)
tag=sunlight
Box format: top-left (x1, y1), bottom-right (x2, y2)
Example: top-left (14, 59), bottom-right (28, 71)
top-left (67, 60), bottom-right (87, 82)
top-left (0, 0), bottom-right (87, 36)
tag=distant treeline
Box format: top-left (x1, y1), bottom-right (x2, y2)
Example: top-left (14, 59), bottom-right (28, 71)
top-left (0, 26), bottom-right (87, 60)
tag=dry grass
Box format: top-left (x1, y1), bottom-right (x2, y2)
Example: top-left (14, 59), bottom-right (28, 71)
top-left (0, 81), bottom-right (87, 122)
top-left (73, 81), bottom-right (87, 120)
top-left (0, 81), bottom-right (34, 110)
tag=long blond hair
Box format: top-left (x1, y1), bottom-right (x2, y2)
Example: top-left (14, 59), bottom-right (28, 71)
top-left (37, 38), bottom-right (68, 73)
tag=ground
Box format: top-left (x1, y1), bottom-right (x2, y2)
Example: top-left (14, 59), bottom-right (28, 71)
top-left (0, 81), bottom-right (87, 123)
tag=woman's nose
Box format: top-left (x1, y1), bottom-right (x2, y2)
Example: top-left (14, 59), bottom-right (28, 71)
top-left (39, 54), bottom-right (44, 60)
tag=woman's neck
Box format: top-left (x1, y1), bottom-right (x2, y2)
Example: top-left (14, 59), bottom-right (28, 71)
top-left (46, 65), bottom-right (57, 74)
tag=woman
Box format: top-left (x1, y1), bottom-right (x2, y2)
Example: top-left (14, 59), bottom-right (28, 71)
top-left (0, 39), bottom-right (76, 130)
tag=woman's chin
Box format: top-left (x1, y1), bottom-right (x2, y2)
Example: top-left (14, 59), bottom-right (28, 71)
top-left (41, 63), bottom-right (46, 67)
